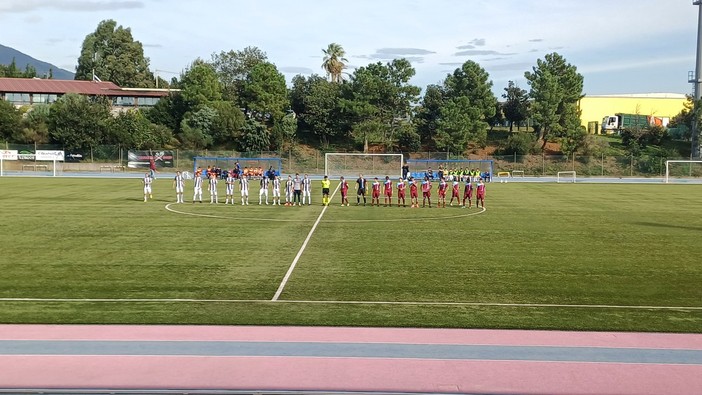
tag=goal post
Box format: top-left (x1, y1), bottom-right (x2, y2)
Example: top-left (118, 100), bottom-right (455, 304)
top-left (665, 160), bottom-right (702, 183)
top-left (557, 171), bottom-right (576, 183)
top-left (324, 153), bottom-right (404, 179)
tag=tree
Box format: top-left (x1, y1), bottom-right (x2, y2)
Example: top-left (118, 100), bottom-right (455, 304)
top-left (322, 43), bottom-right (348, 83)
top-left (343, 59), bottom-right (420, 151)
top-left (19, 104), bottom-right (51, 144)
top-left (179, 106), bottom-right (217, 148)
top-left (416, 84), bottom-right (444, 145)
top-left (291, 74), bottom-right (344, 146)
top-left (179, 59), bottom-right (222, 107)
top-left (431, 61), bottom-right (496, 151)
top-left (435, 96), bottom-right (484, 152)
top-left (396, 122), bottom-right (421, 152)
top-left (502, 80), bottom-right (529, 131)
top-left (272, 112), bottom-right (298, 150)
top-left (0, 98), bottom-right (22, 141)
top-left (209, 100), bottom-right (245, 146)
top-left (525, 52), bottom-right (584, 149)
top-left (241, 62), bottom-right (289, 124)
top-left (211, 46), bottom-right (268, 102)
top-left (75, 19), bottom-right (154, 87)
top-left (146, 93), bottom-right (188, 134)
top-left (669, 95), bottom-right (700, 140)
top-left (0, 58), bottom-right (39, 78)
top-left (487, 101), bottom-right (505, 131)
top-left (239, 119), bottom-right (270, 152)
top-left (107, 109), bottom-right (173, 149)
top-left (48, 94), bottom-right (111, 150)
top-left (443, 60), bottom-right (497, 122)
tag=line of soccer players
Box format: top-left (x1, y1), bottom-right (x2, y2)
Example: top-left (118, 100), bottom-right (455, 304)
top-left (148, 171), bottom-right (485, 208)
top-left (166, 170), bottom-right (323, 206)
top-left (341, 174), bottom-right (485, 209)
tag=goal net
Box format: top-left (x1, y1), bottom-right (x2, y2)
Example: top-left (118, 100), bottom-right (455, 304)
top-left (324, 153), bottom-right (403, 179)
top-left (193, 156), bottom-right (282, 178)
top-left (405, 159), bottom-right (494, 181)
top-left (665, 160), bottom-right (702, 183)
top-left (557, 171), bottom-right (576, 183)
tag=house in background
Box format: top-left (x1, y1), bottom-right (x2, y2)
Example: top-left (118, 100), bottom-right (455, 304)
top-left (0, 78), bottom-right (176, 113)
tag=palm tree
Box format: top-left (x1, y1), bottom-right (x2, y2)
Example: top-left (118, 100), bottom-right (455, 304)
top-left (322, 43), bottom-right (348, 83)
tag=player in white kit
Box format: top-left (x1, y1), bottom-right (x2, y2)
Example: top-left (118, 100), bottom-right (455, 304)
top-left (208, 172), bottom-right (219, 204)
top-left (192, 171), bottom-right (203, 203)
top-left (302, 174), bottom-right (312, 205)
top-left (172, 171), bottom-right (185, 203)
top-left (259, 175), bottom-right (270, 205)
top-left (272, 175), bottom-right (281, 205)
top-left (240, 174), bottom-right (250, 205)
top-left (142, 173), bottom-right (153, 202)
top-left (225, 172), bottom-right (236, 204)
top-left (284, 175), bottom-right (293, 206)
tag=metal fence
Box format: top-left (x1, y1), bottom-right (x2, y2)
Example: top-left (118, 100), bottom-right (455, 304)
top-left (2, 143), bottom-right (700, 178)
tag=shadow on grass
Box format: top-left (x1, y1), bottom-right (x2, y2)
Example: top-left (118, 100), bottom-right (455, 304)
top-left (633, 222), bottom-right (702, 232)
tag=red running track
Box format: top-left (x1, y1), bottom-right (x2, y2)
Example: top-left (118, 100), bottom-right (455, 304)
top-left (0, 325), bottom-right (700, 394)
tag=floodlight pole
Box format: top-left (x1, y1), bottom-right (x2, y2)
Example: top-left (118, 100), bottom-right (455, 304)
top-left (691, 0), bottom-right (702, 158)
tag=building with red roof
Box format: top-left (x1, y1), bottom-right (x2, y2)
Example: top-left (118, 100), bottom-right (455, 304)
top-left (0, 78), bottom-right (176, 109)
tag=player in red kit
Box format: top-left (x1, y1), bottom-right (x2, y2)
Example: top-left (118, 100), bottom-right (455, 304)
top-left (383, 176), bottom-right (393, 207)
top-left (371, 177), bottom-right (381, 206)
top-left (397, 177), bottom-right (406, 207)
top-left (476, 178), bottom-right (486, 208)
top-left (449, 179), bottom-right (460, 206)
top-left (421, 176), bottom-right (432, 208)
top-left (339, 176), bottom-right (349, 206)
top-left (409, 178), bottom-right (419, 208)
top-left (437, 177), bottom-right (448, 208)
top-left (462, 178), bottom-right (473, 208)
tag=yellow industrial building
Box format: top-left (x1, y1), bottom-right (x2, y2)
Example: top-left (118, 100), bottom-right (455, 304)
top-left (578, 93), bottom-right (688, 134)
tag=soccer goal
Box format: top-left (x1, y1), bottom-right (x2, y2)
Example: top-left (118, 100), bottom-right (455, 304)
top-left (557, 171), bottom-right (576, 183)
top-left (324, 153), bottom-right (404, 179)
top-left (405, 159), bottom-right (494, 181)
top-left (665, 160), bottom-right (702, 183)
top-left (193, 156), bottom-right (282, 177)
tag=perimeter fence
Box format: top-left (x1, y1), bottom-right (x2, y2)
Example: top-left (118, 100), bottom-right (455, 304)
top-left (2, 143), bottom-right (701, 178)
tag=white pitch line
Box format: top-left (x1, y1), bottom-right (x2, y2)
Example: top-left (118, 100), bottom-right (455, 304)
top-left (271, 183), bottom-right (341, 301)
top-left (164, 203), bottom-right (311, 222)
top-left (165, 202), bottom-right (486, 223)
top-left (0, 297), bottom-right (700, 311)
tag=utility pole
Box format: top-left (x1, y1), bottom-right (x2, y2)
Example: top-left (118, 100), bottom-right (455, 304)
top-left (691, 1), bottom-right (702, 158)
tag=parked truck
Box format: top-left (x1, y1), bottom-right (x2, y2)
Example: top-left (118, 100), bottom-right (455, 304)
top-left (601, 113), bottom-right (670, 134)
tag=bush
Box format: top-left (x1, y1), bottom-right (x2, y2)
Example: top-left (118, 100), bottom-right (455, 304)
top-left (499, 132), bottom-right (537, 155)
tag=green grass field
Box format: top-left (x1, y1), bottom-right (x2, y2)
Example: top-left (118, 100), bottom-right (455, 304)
top-left (0, 176), bottom-right (701, 332)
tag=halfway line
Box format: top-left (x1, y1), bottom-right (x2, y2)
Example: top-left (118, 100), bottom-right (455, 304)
top-left (271, 183), bottom-right (341, 301)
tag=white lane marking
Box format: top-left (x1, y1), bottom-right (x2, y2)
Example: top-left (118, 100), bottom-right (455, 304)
top-left (271, 183), bottom-right (341, 301)
top-left (1, 298), bottom-right (700, 311)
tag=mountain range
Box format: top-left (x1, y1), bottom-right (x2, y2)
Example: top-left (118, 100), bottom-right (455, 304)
top-left (0, 43), bottom-right (75, 80)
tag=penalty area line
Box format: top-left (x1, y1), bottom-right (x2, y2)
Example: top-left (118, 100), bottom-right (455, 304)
top-left (271, 183), bottom-right (341, 301)
top-left (0, 298), bottom-right (700, 311)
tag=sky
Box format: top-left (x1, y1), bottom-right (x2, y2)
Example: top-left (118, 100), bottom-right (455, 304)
top-left (0, 0), bottom-right (700, 97)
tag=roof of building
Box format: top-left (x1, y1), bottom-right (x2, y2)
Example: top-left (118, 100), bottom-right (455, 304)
top-left (0, 78), bottom-right (172, 97)
top-left (584, 93), bottom-right (687, 99)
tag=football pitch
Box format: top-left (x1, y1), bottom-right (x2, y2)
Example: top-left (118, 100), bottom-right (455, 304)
top-left (0, 176), bottom-right (701, 332)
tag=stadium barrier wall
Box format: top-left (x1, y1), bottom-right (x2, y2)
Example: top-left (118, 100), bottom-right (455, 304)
top-left (2, 143), bottom-right (702, 178)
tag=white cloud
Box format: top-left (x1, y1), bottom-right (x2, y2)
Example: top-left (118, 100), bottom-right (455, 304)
top-left (0, 0), bottom-right (144, 13)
